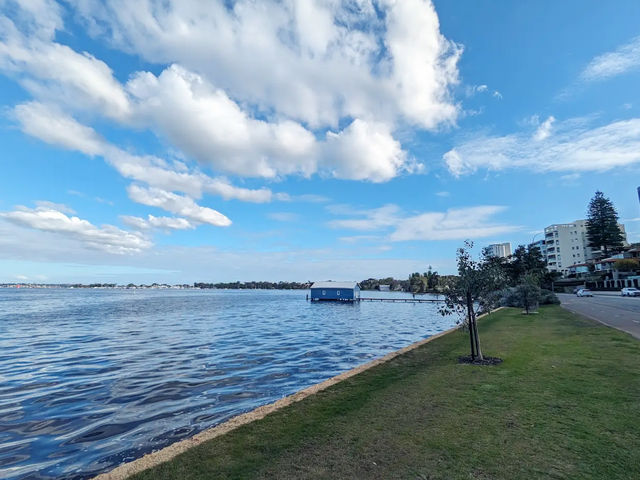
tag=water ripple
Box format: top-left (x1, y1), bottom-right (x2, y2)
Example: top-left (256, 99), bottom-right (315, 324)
top-left (0, 288), bottom-right (456, 479)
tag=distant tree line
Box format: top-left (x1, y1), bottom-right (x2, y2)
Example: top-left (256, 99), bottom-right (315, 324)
top-left (407, 266), bottom-right (458, 293)
top-left (359, 277), bottom-right (409, 291)
top-left (359, 269), bottom-right (458, 293)
top-left (194, 281), bottom-right (312, 290)
top-left (196, 274), bottom-right (458, 292)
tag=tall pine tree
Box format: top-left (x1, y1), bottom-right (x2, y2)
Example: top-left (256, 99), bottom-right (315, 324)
top-left (586, 191), bottom-right (624, 258)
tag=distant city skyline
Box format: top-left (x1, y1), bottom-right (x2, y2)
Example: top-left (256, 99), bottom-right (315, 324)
top-left (1, 1), bottom-right (640, 283)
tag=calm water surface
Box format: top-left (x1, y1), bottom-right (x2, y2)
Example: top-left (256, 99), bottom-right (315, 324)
top-left (0, 288), bottom-right (455, 479)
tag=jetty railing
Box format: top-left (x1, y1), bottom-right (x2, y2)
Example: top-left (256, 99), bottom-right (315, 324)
top-left (359, 297), bottom-right (444, 303)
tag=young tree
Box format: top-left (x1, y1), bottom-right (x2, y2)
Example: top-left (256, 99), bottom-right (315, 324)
top-left (586, 191), bottom-right (625, 258)
top-left (515, 274), bottom-right (542, 314)
top-left (439, 241), bottom-right (507, 361)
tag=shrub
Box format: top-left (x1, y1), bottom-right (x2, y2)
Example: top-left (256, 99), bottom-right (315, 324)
top-left (540, 289), bottom-right (560, 305)
top-left (498, 287), bottom-right (521, 308)
top-left (496, 287), bottom-right (559, 308)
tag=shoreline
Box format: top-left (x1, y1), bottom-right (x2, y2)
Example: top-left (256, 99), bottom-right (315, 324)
top-left (94, 310), bottom-right (499, 480)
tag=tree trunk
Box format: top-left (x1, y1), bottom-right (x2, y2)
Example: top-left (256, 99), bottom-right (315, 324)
top-left (468, 320), bottom-right (476, 360)
top-left (472, 310), bottom-right (483, 361)
top-left (466, 292), bottom-right (476, 359)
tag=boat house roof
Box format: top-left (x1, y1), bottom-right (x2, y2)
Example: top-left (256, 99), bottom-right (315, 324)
top-left (310, 281), bottom-right (359, 289)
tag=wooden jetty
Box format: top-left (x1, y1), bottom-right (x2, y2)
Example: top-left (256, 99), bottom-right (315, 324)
top-left (359, 297), bottom-right (444, 303)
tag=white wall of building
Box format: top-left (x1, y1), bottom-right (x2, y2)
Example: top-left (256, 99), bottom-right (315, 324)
top-left (544, 220), bottom-right (627, 275)
top-left (488, 242), bottom-right (512, 258)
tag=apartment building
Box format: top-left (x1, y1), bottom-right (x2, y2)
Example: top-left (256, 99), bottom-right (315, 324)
top-left (544, 220), bottom-right (627, 275)
top-left (529, 239), bottom-right (547, 258)
top-left (487, 242), bottom-right (512, 258)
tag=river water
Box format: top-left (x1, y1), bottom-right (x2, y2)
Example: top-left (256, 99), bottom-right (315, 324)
top-left (0, 288), bottom-right (455, 479)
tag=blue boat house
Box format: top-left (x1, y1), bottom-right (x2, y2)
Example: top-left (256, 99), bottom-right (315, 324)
top-left (309, 281), bottom-right (360, 302)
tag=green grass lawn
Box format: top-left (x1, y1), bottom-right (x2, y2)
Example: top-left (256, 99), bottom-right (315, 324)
top-left (132, 306), bottom-right (640, 480)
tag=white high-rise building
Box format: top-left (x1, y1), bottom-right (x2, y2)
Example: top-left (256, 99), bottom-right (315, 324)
top-left (529, 239), bottom-right (547, 258)
top-left (487, 242), bottom-right (512, 258)
top-left (544, 220), bottom-right (627, 275)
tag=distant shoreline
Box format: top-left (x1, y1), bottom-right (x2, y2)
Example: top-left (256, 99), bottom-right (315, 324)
top-left (0, 283), bottom-right (444, 293)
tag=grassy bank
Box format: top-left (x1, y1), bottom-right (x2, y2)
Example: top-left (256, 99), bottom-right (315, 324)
top-left (132, 306), bottom-right (640, 480)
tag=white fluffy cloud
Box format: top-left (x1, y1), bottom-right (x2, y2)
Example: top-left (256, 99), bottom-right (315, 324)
top-left (34, 200), bottom-right (76, 214)
top-left (324, 120), bottom-right (409, 182)
top-left (390, 206), bottom-right (518, 241)
top-left (383, 0), bottom-right (460, 129)
top-left (125, 65), bottom-right (415, 181)
top-left (0, 205), bottom-right (151, 254)
top-left (14, 94), bottom-right (413, 190)
top-left (1, 0), bottom-right (462, 184)
top-left (329, 204), bottom-right (517, 241)
top-left (126, 65), bottom-right (318, 178)
top-left (68, 0), bottom-right (460, 130)
top-left (0, 3), bottom-right (131, 120)
top-left (533, 115), bottom-right (555, 141)
top-left (105, 148), bottom-right (274, 202)
top-left (5, 0), bottom-right (63, 39)
top-left (12, 100), bottom-right (276, 205)
top-left (120, 215), bottom-right (195, 231)
top-left (444, 117), bottom-right (640, 176)
top-left (581, 35), bottom-right (640, 82)
top-left (127, 185), bottom-right (232, 227)
top-left (0, 0), bottom-right (469, 256)
top-left (13, 101), bottom-right (105, 155)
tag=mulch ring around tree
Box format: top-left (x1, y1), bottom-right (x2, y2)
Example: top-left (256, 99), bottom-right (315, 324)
top-left (458, 355), bottom-right (503, 366)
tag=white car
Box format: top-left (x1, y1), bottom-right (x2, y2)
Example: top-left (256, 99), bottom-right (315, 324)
top-left (576, 289), bottom-right (593, 297)
top-left (621, 287), bottom-right (640, 297)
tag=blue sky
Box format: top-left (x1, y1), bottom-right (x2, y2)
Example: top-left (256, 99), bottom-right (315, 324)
top-left (1, 0), bottom-right (640, 284)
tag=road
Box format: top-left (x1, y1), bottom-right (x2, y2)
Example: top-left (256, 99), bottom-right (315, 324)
top-left (558, 293), bottom-right (640, 339)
